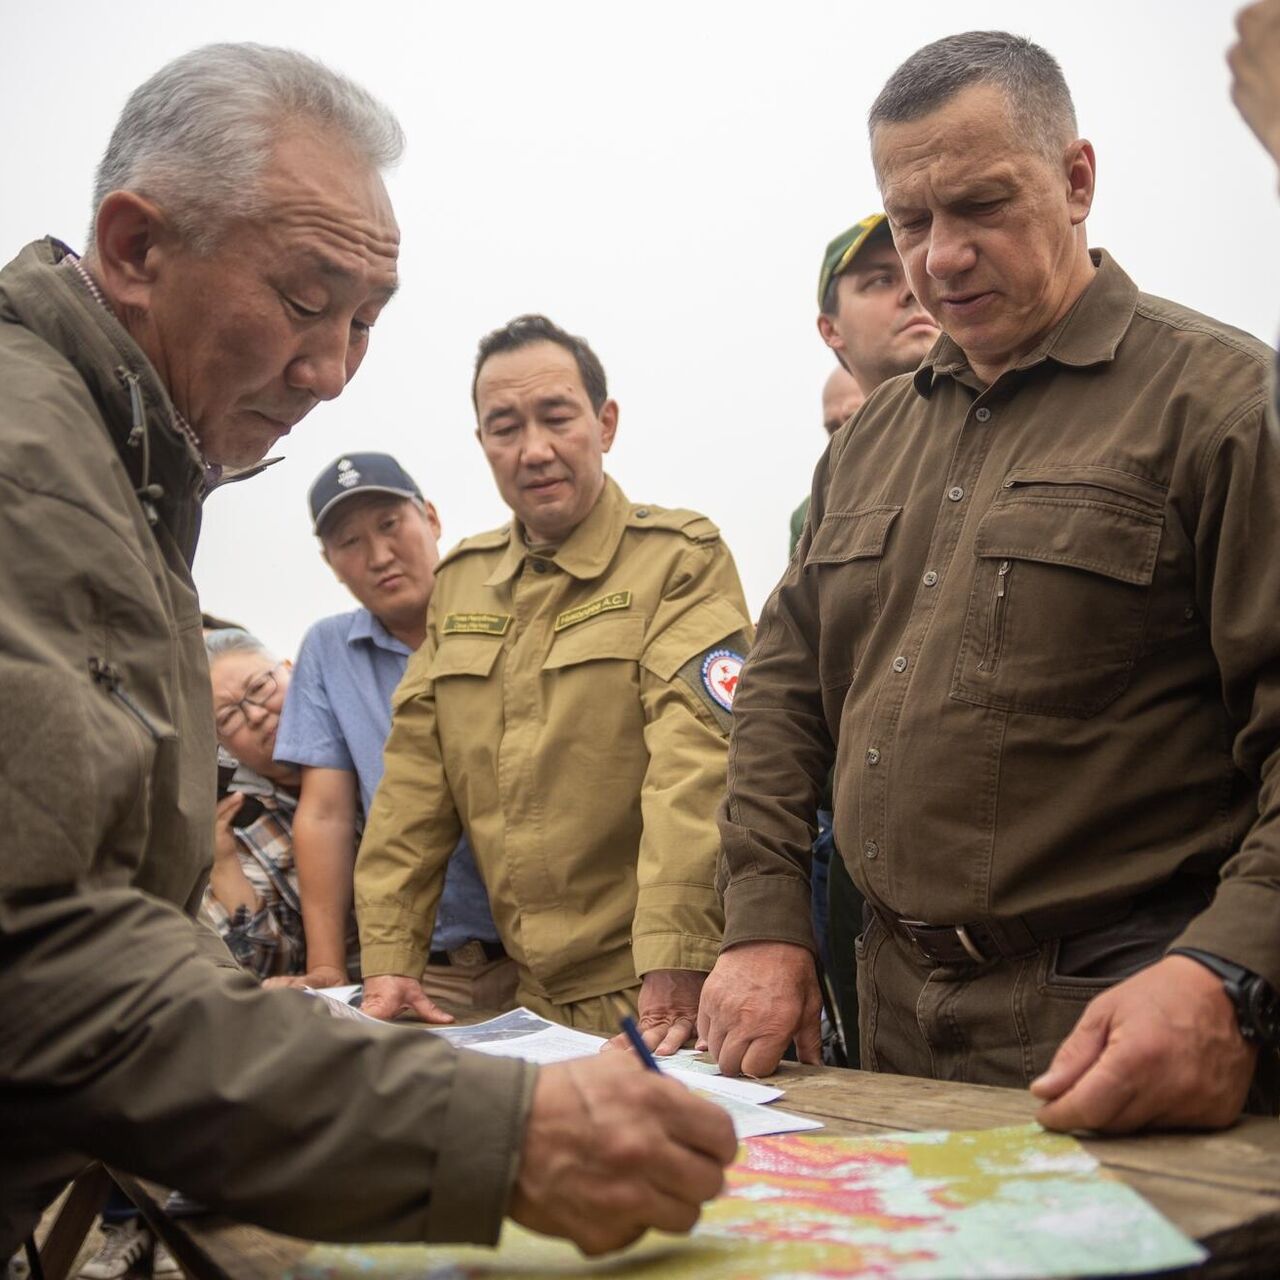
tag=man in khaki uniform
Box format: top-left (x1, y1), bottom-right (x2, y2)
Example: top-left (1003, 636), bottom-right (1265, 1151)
top-left (0, 45), bottom-right (735, 1261)
top-left (701, 31), bottom-right (1280, 1133)
top-left (359, 314), bottom-right (752, 1046)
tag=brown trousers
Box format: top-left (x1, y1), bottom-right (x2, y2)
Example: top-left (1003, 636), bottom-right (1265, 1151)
top-left (855, 898), bottom-right (1280, 1113)
top-left (856, 914), bottom-right (1109, 1085)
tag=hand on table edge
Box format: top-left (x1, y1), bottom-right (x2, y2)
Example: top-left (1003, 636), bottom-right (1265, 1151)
top-left (359, 971), bottom-right (456, 1024)
top-left (1030, 954), bottom-right (1257, 1133)
top-left (696, 939), bottom-right (823, 1078)
top-left (602, 968), bottom-right (706, 1057)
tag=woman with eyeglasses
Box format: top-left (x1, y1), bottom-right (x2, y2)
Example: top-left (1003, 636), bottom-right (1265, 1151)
top-left (204, 628), bottom-right (358, 980)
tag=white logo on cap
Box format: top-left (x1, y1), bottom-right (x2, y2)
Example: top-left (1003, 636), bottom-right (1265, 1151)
top-left (336, 458), bottom-right (361, 488)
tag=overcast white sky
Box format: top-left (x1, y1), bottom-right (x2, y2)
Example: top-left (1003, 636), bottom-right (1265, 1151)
top-left (3, 0), bottom-right (1276, 656)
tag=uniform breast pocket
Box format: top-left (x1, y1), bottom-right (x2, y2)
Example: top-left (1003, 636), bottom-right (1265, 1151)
top-left (950, 470), bottom-right (1165, 718)
top-left (804, 505), bottom-right (901, 689)
top-left (542, 615), bottom-right (647, 744)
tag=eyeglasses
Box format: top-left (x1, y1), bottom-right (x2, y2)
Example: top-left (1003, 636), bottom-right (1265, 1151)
top-left (214, 665), bottom-right (283, 737)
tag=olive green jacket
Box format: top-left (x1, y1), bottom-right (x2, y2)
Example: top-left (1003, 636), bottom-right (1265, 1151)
top-left (0, 239), bottom-right (532, 1256)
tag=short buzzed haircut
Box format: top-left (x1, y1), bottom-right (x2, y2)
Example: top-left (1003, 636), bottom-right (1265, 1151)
top-left (868, 31), bottom-right (1077, 163)
top-left (471, 314), bottom-right (609, 414)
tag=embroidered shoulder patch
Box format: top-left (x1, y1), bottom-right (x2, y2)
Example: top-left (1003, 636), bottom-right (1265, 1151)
top-left (442, 612), bottom-right (512, 636)
top-left (554, 591), bottom-right (632, 632)
top-left (701, 648), bottom-right (745, 711)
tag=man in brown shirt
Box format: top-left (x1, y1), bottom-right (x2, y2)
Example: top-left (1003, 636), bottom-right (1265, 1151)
top-left (701, 30), bottom-right (1280, 1133)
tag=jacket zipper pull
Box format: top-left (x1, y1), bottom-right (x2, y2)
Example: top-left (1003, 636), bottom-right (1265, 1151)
top-left (88, 657), bottom-right (164, 740)
top-left (995, 559), bottom-right (1011, 597)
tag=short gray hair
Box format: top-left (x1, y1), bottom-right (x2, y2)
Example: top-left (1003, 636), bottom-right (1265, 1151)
top-left (91, 42), bottom-right (404, 252)
top-left (205, 627), bottom-right (274, 665)
top-left (869, 31), bottom-right (1077, 162)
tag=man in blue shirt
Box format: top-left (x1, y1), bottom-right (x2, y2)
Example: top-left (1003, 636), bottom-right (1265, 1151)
top-left (272, 452), bottom-right (514, 1013)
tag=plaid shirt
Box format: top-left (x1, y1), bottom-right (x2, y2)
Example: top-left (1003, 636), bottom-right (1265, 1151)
top-left (201, 776), bottom-right (308, 979)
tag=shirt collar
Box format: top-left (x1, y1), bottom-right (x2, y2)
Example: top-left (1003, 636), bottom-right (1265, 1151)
top-left (914, 248), bottom-right (1139, 396)
top-left (484, 474), bottom-right (629, 587)
top-left (346, 606), bottom-right (413, 656)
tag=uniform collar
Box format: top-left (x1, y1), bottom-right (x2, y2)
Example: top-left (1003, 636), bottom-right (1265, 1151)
top-left (346, 606), bottom-right (413, 656)
top-left (485, 474), bottom-right (629, 587)
top-left (914, 248), bottom-right (1139, 395)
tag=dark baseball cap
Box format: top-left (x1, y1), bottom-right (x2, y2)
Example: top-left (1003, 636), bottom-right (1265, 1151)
top-left (309, 452), bottom-right (423, 535)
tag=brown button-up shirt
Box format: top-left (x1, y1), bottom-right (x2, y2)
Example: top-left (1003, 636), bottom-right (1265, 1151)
top-left (720, 250), bottom-right (1280, 988)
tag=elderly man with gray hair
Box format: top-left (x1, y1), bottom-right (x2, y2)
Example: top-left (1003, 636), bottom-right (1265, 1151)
top-left (0, 42), bottom-right (734, 1265)
top-left (702, 29), bottom-right (1280, 1134)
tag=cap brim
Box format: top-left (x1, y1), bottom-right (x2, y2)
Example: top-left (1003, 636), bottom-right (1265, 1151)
top-left (313, 486), bottom-right (420, 535)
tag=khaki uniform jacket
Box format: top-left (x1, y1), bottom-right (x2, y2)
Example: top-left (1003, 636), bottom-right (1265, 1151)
top-left (0, 240), bottom-right (531, 1256)
top-left (720, 251), bottom-right (1280, 989)
top-left (358, 477), bottom-right (752, 1006)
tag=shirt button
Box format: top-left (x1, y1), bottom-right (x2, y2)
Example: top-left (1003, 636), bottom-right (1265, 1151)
top-left (635, 508), bottom-right (650, 518)
top-left (892, 655), bottom-right (908, 673)
top-left (864, 840), bottom-right (879, 859)
top-left (948, 486), bottom-right (965, 502)
top-left (531, 560), bottom-right (549, 574)
top-left (1184, 606), bottom-right (1196, 621)
top-left (866, 747), bottom-right (881, 765)
top-left (975, 407), bottom-right (991, 423)
top-left (922, 570), bottom-right (938, 587)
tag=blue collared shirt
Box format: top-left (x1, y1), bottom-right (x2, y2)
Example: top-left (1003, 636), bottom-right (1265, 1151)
top-left (274, 607), bottom-right (500, 950)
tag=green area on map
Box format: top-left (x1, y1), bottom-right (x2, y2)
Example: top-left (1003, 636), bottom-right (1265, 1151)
top-left (288, 1123), bottom-right (1205, 1279)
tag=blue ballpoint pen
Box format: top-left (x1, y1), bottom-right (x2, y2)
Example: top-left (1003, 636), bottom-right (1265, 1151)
top-left (619, 1015), bottom-right (662, 1072)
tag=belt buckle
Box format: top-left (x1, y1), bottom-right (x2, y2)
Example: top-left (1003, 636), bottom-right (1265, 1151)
top-left (952, 923), bottom-right (987, 964)
top-left (447, 939), bottom-right (486, 967)
top-left (899, 918), bottom-right (988, 965)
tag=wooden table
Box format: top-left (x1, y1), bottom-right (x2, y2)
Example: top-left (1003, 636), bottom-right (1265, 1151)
top-left (115, 1062), bottom-right (1280, 1280)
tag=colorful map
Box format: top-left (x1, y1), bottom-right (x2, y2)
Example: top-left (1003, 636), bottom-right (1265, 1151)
top-left (289, 1124), bottom-right (1205, 1279)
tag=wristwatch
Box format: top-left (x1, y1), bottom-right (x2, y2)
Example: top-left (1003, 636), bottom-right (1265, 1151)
top-left (1168, 947), bottom-right (1280, 1047)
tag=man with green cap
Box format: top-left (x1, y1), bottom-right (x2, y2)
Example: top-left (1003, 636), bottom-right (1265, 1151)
top-left (790, 214), bottom-right (939, 558)
top-left (789, 217), bottom-right (940, 1062)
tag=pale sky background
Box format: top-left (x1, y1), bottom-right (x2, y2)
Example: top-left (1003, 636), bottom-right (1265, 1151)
top-left (3, 0), bottom-right (1276, 657)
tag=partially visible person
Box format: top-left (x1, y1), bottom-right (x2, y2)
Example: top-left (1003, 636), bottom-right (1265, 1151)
top-left (788, 365), bottom-right (865, 558)
top-left (1231, 0), bottom-right (1280, 176)
top-left (786, 219), bottom-right (941, 1065)
top-left (1, 43), bottom-right (734, 1260)
top-left (357, 315), bottom-right (753, 1045)
top-left (271, 452), bottom-right (514, 1012)
top-left (815, 213), bottom-right (940, 390)
top-left (204, 628), bottom-right (348, 979)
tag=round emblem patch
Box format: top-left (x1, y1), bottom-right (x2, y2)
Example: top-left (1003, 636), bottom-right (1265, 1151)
top-left (701, 649), bottom-right (745, 712)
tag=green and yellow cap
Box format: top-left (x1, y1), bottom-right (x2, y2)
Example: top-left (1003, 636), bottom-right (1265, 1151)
top-left (817, 213), bottom-right (889, 308)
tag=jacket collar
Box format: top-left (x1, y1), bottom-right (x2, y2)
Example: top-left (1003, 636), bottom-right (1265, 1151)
top-left (0, 238), bottom-right (206, 560)
top-left (485, 474), bottom-right (629, 587)
top-left (914, 248), bottom-right (1139, 395)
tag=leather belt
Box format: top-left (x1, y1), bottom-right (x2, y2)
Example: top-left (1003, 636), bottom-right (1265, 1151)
top-left (886, 898), bottom-right (1134, 967)
top-left (427, 939), bottom-right (507, 967)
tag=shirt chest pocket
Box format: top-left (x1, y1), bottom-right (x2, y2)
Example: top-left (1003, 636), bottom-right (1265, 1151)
top-left (804, 505), bottom-right (900, 689)
top-left (950, 468), bottom-right (1165, 718)
top-left (541, 615), bottom-right (647, 743)
top-left (423, 636), bottom-right (504, 698)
